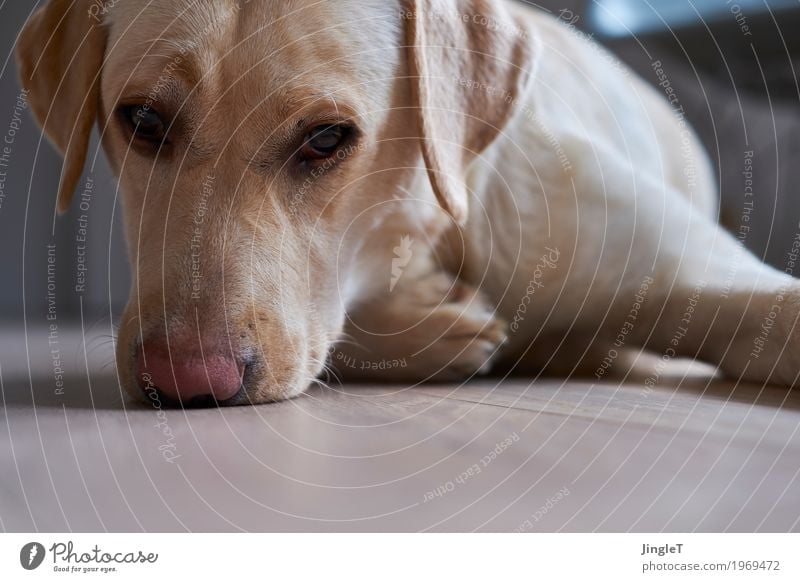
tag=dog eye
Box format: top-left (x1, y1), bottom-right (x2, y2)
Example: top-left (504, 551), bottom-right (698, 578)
top-left (299, 124), bottom-right (349, 161)
top-left (120, 105), bottom-right (167, 143)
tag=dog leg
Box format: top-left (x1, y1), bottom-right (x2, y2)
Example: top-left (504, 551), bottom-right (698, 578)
top-left (332, 259), bottom-right (508, 382)
top-left (606, 182), bottom-right (800, 387)
top-left (536, 129), bottom-right (800, 386)
top-left (635, 237), bottom-right (800, 387)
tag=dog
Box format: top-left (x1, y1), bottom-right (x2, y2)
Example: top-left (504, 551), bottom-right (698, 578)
top-left (17, 0), bottom-right (800, 406)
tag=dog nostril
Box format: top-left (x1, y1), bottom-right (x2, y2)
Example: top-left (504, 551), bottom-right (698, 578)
top-left (187, 394), bottom-right (219, 408)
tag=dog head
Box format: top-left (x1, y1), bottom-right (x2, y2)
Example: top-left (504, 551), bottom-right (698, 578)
top-left (17, 0), bottom-right (531, 405)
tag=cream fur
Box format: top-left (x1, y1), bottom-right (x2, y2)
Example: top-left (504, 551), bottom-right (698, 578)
top-left (16, 0), bottom-right (800, 404)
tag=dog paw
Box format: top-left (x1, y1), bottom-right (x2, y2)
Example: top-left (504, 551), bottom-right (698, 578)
top-left (338, 275), bottom-right (508, 381)
top-left (405, 282), bottom-right (508, 380)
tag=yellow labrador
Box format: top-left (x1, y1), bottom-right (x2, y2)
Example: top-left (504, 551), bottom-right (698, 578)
top-left (17, 0), bottom-right (799, 406)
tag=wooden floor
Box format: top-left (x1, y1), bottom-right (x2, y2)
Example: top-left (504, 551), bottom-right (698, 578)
top-left (1, 327), bottom-right (799, 532)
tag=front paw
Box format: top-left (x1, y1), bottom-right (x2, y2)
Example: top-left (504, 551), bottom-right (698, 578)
top-left (337, 277), bottom-right (508, 381)
top-left (405, 282), bottom-right (508, 381)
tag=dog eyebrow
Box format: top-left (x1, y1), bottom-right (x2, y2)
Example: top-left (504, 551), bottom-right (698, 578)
top-left (115, 45), bottom-right (203, 111)
top-left (135, 37), bottom-right (205, 85)
top-left (266, 93), bottom-right (364, 131)
top-left (238, 91), bottom-right (361, 142)
top-left (120, 77), bottom-right (184, 108)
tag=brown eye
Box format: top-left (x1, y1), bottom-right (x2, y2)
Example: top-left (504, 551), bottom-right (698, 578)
top-left (299, 124), bottom-right (349, 161)
top-left (120, 105), bottom-right (167, 143)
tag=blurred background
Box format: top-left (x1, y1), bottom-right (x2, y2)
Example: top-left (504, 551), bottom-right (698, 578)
top-left (2, 0), bottom-right (800, 535)
top-left (0, 0), bottom-right (799, 327)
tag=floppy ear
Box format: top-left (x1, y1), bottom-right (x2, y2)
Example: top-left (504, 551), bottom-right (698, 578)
top-left (405, 0), bottom-right (533, 225)
top-left (16, 0), bottom-right (106, 213)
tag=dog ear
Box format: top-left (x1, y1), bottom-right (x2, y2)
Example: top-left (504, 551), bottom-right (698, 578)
top-left (16, 0), bottom-right (107, 213)
top-left (404, 0), bottom-right (533, 225)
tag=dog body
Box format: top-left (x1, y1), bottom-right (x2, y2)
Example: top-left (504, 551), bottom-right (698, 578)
top-left (18, 0), bottom-right (799, 405)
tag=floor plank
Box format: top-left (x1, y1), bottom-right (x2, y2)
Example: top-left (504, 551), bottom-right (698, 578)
top-left (1, 328), bottom-right (798, 532)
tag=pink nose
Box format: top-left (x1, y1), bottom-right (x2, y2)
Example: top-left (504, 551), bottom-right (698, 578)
top-left (137, 342), bottom-right (244, 405)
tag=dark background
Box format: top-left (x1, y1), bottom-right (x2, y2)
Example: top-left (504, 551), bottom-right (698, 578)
top-left (0, 0), bottom-right (798, 328)
top-left (0, 2), bottom-right (130, 329)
